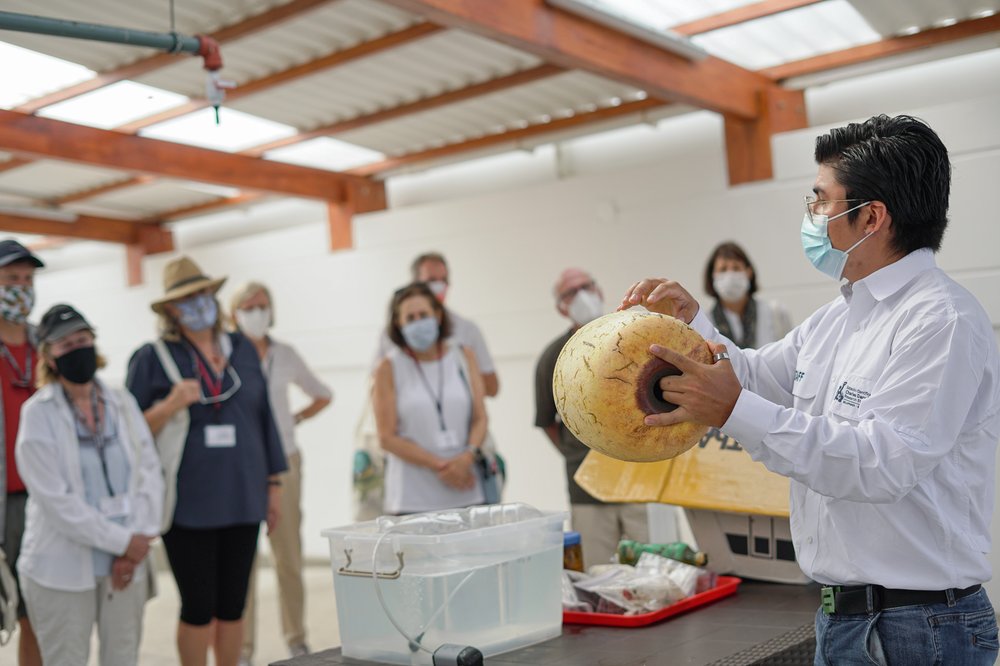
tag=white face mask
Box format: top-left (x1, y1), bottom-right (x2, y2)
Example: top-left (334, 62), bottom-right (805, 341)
top-left (427, 280), bottom-right (448, 301)
top-left (713, 271), bottom-right (750, 303)
top-left (235, 307), bottom-right (271, 339)
top-left (567, 289), bottom-right (604, 326)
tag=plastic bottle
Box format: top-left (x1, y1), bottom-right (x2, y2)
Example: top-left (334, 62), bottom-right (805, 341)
top-left (563, 531), bottom-right (584, 572)
top-left (617, 539), bottom-right (708, 567)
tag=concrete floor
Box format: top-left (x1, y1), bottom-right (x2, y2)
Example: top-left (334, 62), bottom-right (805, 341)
top-left (0, 562), bottom-right (342, 666)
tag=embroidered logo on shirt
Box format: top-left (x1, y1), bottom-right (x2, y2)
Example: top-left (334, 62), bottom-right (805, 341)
top-left (834, 381), bottom-right (871, 408)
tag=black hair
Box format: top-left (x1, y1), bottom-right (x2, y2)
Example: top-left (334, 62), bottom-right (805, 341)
top-left (386, 282), bottom-right (452, 350)
top-left (814, 114), bottom-right (950, 255)
top-left (703, 242), bottom-right (758, 299)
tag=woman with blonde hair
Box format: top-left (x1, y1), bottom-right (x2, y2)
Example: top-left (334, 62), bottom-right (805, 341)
top-left (126, 257), bottom-right (286, 666)
top-left (229, 281), bottom-right (332, 664)
top-left (16, 304), bottom-right (163, 665)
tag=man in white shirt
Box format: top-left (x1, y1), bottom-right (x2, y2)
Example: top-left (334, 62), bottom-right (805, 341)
top-left (375, 252), bottom-right (499, 396)
top-left (623, 115), bottom-right (999, 664)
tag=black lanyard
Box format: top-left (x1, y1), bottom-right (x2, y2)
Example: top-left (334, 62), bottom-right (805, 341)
top-left (409, 347), bottom-right (447, 432)
top-left (0, 342), bottom-right (32, 388)
top-left (66, 385), bottom-right (116, 497)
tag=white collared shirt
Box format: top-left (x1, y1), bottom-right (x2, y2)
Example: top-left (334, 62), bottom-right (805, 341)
top-left (262, 339), bottom-right (333, 457)
top-left (692, 249), bottom-right (1000, 589)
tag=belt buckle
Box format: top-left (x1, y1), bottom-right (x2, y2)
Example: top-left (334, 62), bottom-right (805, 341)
top-left (821, 586), bottom-right (838, 615)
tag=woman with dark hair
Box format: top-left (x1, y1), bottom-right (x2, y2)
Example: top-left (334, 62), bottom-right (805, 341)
top-left (125, 256), bottom-right (286, 666)
top-left (372, 282), bottom-right (488, 514)
top-left (702, 242), bottom-right (792, 348)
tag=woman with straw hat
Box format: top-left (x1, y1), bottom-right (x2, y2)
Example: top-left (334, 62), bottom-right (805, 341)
top-left (125, 256), bottom-right (287, 666)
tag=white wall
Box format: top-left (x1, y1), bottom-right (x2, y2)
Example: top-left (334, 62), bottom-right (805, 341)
top-left (29, 49), bottom-right (1000, 599)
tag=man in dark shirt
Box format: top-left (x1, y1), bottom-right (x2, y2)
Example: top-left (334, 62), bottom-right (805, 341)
top-left (534, 268), bottom-right (648, 568)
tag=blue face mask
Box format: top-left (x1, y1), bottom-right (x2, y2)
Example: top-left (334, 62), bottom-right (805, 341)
top-left (401, 317), bottom-right (439, 352)
top-left (176, 294), bottom-right (218, 332)
top-left (800, 201), bottom-right (872, 280)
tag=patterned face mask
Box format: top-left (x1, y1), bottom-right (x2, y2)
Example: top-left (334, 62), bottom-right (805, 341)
top-left (0, 285), bottom-right (34, 323)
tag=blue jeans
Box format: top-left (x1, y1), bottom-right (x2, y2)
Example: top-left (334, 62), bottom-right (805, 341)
top-left (814, 588), bottom-right (998, 665)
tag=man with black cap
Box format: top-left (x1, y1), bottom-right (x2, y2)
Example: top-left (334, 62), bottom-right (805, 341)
top-left (0, 239), bottom-right (44, 665)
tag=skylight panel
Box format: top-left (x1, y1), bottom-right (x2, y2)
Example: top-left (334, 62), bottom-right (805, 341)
top-left (691, 0), bottom-right (880, 70)
top-left (583, 0), bottom-right (756, 30)
top-left (37, 81), bottom-right (188, 129)
top-left (0, 41), bottom-right (94, 109)
top-left (139, 108), bottom-right (297, 153)
top-left (265, 137), bottom-right (386, 171)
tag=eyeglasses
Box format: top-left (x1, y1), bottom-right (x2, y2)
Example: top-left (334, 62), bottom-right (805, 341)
top-left (803, 196), bottom-right (868, 223)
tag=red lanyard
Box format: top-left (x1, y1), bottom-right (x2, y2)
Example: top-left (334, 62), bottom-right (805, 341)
top-left (193, 353), bottom-right (224, 409)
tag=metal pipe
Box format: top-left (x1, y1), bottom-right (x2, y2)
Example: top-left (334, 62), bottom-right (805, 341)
top-left (0, 10), bottom-right (201, 55)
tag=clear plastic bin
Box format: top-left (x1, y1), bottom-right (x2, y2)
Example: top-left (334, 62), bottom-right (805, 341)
top-left (322, 503), bottom-right (567, 665)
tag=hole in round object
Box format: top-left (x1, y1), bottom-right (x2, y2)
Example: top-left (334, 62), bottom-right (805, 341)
top-left (635, 358), bottom-right (682, 414)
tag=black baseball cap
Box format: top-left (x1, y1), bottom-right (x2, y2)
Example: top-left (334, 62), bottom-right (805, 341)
top-left (37, 304), bottom-right (94, 344)
top-left (0, 240), bottom-right (44, 269)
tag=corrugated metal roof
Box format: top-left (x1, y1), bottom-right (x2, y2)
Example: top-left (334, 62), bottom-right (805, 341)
top-left (64, 180), bottom-right (227, 217)
top-left (335, 71), bottom-right (646, 155)
top-left (0, 160), bottom-right (131, 198)
top-left (137, 0), bottom-right (423, 97)
top-left (848, 0), bottom-right (1000, 36)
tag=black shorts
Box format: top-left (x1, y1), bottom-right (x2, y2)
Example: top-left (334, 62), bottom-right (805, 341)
top-left (162, 523), bottom-right (260, 626)
top-left (3, 492), bottom-right (29, 620)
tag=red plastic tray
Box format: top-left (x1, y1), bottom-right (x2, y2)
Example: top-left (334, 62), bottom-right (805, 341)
top-left (562, 575), bottom-right (741, 627)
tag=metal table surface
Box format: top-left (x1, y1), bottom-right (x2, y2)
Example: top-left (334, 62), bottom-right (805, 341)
top-left (272, 580), bottom-right (821, 666)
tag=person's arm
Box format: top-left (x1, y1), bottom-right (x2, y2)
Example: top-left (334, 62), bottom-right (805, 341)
top-left (372, 358), bottom-right (446, 470)
top-left (16, 402), bottom-right (134, 556)
top-left (125, 344), bottom-right (200, 436)
top-left (462, 348), bottom-right (488, 450)
top-left (465, 321), bottom-right (499, 397)
top-left (140, 381), bottom-right (201, 435)
top-left (655, 311), bottom-right (987, 504)
top-left (288, 346), bottom-right (333, 424)
top-left (533, 341), bottom-right (563, 448)
top-left (120, 390), bottom-right (165, 537)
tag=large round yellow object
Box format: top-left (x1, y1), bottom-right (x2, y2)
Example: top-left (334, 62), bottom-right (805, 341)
top-left (553, 309), bottom-right (712, 462)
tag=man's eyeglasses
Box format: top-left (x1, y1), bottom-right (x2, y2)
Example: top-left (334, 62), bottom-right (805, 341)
top-left (804, 196), bottom-right (868, 223)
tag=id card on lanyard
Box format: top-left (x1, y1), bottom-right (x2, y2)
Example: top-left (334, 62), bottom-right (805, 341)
top-left (189, 339), bottom-right (241, 448)
top-left (411, 350), bottom-right (461, 452)
top-left (68, 385), bottom-right (131, 519)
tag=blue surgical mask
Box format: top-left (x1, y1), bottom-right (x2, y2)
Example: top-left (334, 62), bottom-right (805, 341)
top-left (401, 317), bottom-right (439, 352)
top-left (800, 202), bottom-right (871, 280)
top-left (176, 294), bottom-right (218, 331)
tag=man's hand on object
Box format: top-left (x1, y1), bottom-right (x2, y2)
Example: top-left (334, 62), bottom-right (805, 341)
top-left (646, 341), bottom-right (741, 428)
top-left (168, 379), bottom-right (202, 410)
top-left (620, 278), bottom-right (700, 324)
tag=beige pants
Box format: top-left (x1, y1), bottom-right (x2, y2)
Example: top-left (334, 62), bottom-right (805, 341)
top-left (22, 571), bottom-right (147, 666)
top-left (243, 451), bottom-right (306, 657)
top-left (571, 503), bottom-right (649, 569)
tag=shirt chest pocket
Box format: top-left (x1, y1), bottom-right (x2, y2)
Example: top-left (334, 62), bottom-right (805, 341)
top-left (828, 374), bottom-right (875, 422)
top-left (791, 362), bottom-right (824, 412)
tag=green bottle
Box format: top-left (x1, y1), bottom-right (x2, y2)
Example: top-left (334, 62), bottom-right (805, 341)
top-left (617, 539), bottom-right (708, 567)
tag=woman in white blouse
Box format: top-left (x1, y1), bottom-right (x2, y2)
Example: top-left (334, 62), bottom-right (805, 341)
top-left (16, 304), bottom-right (162, 666)
top-left (229, 282), bottom-right (332, 663)
top-left (373, 282), bottom-right (488, 515)
top-left (703, 242), bottom-right (793, 348)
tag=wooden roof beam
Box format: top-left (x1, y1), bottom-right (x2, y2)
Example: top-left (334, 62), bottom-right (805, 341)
top-left (762, 13), bottom-right (1000, 81)
top-left (377, 0), bottom-right (776, 119)
top-left (0, 109), bottom-right (370, 201)
top-left (116, 22), bottom-right (443, 133)
top-left (673, 0), bottom-right (824, 36)
top-left (14, 0), bottom-right (336, 114)
top-left (0, 210), bottom-right (140, 244)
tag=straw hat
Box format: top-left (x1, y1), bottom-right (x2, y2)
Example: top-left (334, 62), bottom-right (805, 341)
top-left (150, 256), bottom-right (226, 314)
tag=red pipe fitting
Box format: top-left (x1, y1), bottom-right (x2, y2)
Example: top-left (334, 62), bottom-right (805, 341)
top-left (196, 35), bottom-right (223, 71)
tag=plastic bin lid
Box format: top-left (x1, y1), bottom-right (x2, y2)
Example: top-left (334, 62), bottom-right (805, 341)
top-left (563, 531), bottom-right (581, 547)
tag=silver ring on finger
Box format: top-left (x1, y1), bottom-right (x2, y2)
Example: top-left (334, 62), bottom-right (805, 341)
top-left (712, 351), bottom-right (731, 363)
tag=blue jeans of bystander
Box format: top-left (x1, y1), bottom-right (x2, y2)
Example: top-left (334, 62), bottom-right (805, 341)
top-left (814, 588), bottom-right (998, 665)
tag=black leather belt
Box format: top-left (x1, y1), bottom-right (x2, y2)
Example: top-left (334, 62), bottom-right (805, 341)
top-left (821, 584), bottom-right (981, 615)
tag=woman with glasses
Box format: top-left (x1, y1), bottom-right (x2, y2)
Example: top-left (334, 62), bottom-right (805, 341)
top-left (126, 256), bottom-right (286, 666)
top-left (702, 241), bottom-right (793, 349)
top-left (16, 304), bottom-right (162, 665)
top-left (372, 282), bottom-right (488, 515)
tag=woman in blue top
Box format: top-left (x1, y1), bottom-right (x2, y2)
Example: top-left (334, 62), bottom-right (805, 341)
top-left (126, 256), bottom-right (286, 666)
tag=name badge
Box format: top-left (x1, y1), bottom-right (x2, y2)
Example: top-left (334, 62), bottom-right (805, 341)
top-left (99, 495), bottom-right (131, 520)
top-left (436, 429), bottom-right (461, 451)
top-left (205, 424), bottom-right (237, 448)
